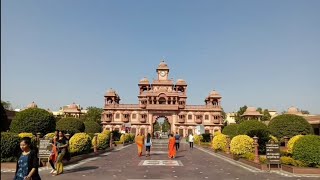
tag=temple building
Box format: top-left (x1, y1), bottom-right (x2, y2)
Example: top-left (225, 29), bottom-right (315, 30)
top-left (241, 107), bottom-right (263, 120)
top-left (101, 61), bottom-right (224, 136)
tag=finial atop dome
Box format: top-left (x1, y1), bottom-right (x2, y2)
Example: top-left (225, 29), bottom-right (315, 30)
top-left (27, 101), bottom-right (38, 108)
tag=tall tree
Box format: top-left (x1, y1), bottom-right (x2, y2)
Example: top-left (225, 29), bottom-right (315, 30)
top-left (153, 122), bottom-right (161, 132)
top-left (161, 120), bottom-right (170, 132)
top-left (262, 109), bottom-right (271, 121)
top-left (0, 103), bottom-right (9, 131)
top-left (235, 105), bottom-right (247, 124)
top-left (82, 106), bottom-right (103, 123)
top-left (1, 100), bottom-right (12, 110)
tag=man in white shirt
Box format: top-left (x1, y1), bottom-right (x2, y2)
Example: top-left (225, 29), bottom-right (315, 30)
top-left (188, 133), bottom-right (194, 149)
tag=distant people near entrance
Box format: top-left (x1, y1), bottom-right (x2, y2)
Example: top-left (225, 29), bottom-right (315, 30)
top-left (175, 132), bottom-right (181, 151)
top-left (145, 133), bottom-right (152, 157)
top-left (188, 133), bottom-right (194, 149)
top-left (168, 134), bottom-right (176, 159)
top-left (135, 134), bottom-right (145, 157)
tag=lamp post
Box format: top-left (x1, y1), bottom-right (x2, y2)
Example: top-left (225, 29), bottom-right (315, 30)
top-left (283, 136), bottom-right (289, 148)
top-left (253, 136), bottom-right (260, 163)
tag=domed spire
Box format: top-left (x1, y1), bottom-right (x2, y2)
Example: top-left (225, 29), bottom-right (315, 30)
top-left (157, 60), bottom-right (169, 70)
top-left (27, 101), bottom-right (38, 108)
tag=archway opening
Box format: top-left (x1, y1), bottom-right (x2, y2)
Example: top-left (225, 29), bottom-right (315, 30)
top-left (153, 116), bottom-right (171, 139)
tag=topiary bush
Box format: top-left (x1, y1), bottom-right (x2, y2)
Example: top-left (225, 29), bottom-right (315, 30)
top-left (10, 108), bottom-right (56, 135)
top-left (56, 117), bottom-right (85, 135)
top-left (230, 135), bottom-right (254, 155)
top-left (212, 133), bottom-right (228, 152)
top-left (1, 132), bottom-right (20, 162)
top-left (237, 120), bottom-right (270, 154)
top-left (69, 133), bottom-right (92, 155)
top-left (84, 121), bottom-right (101, 133)
top-left (194, 134), bottom-right (203, 144)
top-left (201, 133), bottom-right (212, 142)
top-left (292, 135), bottom-right (320, 167)
top-left (222, 124), bottom-right (239, 139)
top-left (92, 130), bottom-right (111, 149)
top-left (287, 135), bottom-right (303, 154)
top-left (44, 133), bottom-right (56, 140)
top-left (280, 156), bottom-right (307, 167)
top-left (268, 114), bottom-right (313, 139)
top-left (119, 134), bottom-right (125, 143)
top-left (18, 132), bottom-right (34, 139)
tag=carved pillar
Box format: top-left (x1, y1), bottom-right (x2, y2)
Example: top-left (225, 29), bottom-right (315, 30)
top-left (253, 136), bottom-right (260, 163)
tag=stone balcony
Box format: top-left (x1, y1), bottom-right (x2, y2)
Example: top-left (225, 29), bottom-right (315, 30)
top-left (122, 118), bottom-right (129, 123)
top-left (140, 118), bottom-right (147, 123)
top-left (195, 119), bottom-right (202, 124)
top-left (178, 118), bottom-right (185, 123)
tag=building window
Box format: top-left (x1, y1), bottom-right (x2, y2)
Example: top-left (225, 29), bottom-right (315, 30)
top-left (205, 115), bottom-right (209, 120)
top-left (132, 114), bottom-right (136, 119)
top-left (116, 113), bottom-right (120, 119)
top-left (188, 115), bottom-right (192, 120)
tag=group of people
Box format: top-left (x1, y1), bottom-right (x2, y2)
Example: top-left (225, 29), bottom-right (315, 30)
top-left (14, 130), bottom-right (70, 180)
top-left (135, 132), bottom-right (195, 159)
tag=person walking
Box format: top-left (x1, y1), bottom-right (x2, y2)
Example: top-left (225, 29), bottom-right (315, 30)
top-left (188, 133), bottom-right (194, 149)
top-left (174, 132), bottom-right (181, 151)
top-left (53, 131), bottom-right (69, 176)
top-left (49, 130), bottom-right (59, 174)
top-left (145, 133), bottom-right (152, 157)
top-left (135, 133), bottom-right (144, 157)
top-left (14, 137), bottom-right (41, 180)
top-left (168, 134), bottom-right (176, 159)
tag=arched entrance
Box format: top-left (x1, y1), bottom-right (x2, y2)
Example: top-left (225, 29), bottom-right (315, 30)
top-left (152, 116), bottom-right (171, 138)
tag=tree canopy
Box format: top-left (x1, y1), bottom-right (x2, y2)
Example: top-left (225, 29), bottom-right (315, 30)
top-left (81, 106), bottom-right (103, 123)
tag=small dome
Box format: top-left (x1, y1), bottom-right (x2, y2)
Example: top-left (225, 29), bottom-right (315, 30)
top-left (287, 106), bottom-right (302, 115)
top-left (209, 90), bottom-right (221, 98)
top-left (27, 102), bottom-right (38, 108)
top-left (139, 77), bottom-right (150, 84)
top-left (247, 107), bottom-right (257, 112)
top-left (157, 60), bottom-right (169, 70)
top-left (68, 102), bottom-right (78, 109)
top-left (105, 88), bottom-right (117, 96)
top-left (176, 79), bottom-right (187, 85)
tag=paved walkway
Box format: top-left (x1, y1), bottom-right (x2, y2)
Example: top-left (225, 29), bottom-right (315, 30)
top-left (1, 139), bottom-right (319, 180)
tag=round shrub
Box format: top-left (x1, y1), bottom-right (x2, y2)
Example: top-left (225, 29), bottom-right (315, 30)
top-left (222, 124), bottom-right (239, 139)
top-left (18, 132), bottom-right (34, 139)
top-left (194, 134), bottom-right (203, 144)
top-left (287, 135), bottom-right (303, 154)
top-left (92, 130), bottom-right (110, 149)
top-left (124, 134), bottom-right (131, 143)
top-left (1, 132), bottom-right (20, 162)
top-left (230, 135), bottom-right (254, 155)
top-left (10, 108), bottom-right (56, 135)
top-left (56, 118), bottom-right (85, 135)
top-left (69, 133), bottom-right (92, 155)
top-left (269, 135), bottom-right (279, 143)
top-left (44, 133), bottom-right (56, 140)
top-left (293, 135), bottom-right (320, 167)
top-left (212, 133), bottom-right (228, 152)
top-left (119, 134), bottom-right (125, 143)
top-left (84, 121), bottom-right (101, 133)
top-left (268, 114), bottom-right (313, 139)
top-left (237, 120), bottom-right (270, 154)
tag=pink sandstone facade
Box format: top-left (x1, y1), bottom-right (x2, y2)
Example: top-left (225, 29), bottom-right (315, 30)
top-left (101, 61), bottom-right (223, 137)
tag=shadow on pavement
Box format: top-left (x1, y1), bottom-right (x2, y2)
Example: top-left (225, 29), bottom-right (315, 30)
top-left (64, 166), bottom-right (99, 174)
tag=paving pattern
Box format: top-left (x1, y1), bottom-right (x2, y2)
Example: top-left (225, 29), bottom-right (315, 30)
top-left (1, 139), bottom-right (319, 180)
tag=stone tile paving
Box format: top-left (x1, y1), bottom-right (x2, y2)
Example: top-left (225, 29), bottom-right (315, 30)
top-left (1, 139), bottom-right (319, 180)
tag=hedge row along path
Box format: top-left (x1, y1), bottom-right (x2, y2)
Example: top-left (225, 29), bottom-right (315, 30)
top-left (1, 139), bottom-right (319, 180)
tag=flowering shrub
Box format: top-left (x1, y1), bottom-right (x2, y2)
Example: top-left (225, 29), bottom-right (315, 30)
top-left (194, 134), bottom-right (203, 144)
top-left (269, 135), bottom-right (279, 143)
top-left (119, 134), bottom-right (126, 143)
top-left (230, 135), bottom-right (254, 155)
top-left (287, 135), bottom-right (303, 154)
top-left (92, 130), bottom-right (110, 149)
top-left (212, 133), bottom-right (228, 152)
top-left (293, 135), bottom-right (320, 167)
top-left (18, 133), bottom-right (34, 139)
top-left (44, 133), bottom-right (56, 140)
top-left (280, 156), bottom-right (306, 167)
top-left (69, 133), bottom-right (92, 155)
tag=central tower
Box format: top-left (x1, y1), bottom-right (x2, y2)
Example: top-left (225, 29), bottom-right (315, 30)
top-left (157, 60), bottom-right (170, 81)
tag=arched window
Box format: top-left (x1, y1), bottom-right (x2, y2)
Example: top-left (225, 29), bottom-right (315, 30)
top-left (159, 97), bottom-right (166, 104)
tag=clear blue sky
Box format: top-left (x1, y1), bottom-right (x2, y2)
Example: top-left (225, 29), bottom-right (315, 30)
top-left (2, 1), bottom-right (320, 114)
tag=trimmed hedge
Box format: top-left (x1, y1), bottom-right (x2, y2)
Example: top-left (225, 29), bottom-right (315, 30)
top-left (10, 108), bottom-right (56, 135)
top-left (212, 133), bottom-right (228, 152)
top-left (287, 135), bottom-right (303, 154)
top-left (44, 133), bottom-right (56, 140)
top-left (92, 130), bottom-right (111, 149)
top-left (222, 124), bottom-right (239, 139)
top-left (194, 134), bottom-right (203, 144)
top-left (230, 135), bottom-right (254, 155)
top-left (84, 121), bottom-right (101, 133)
top-left (237, 120), bottom-right (270, 154)
top-left (69, 133), bottom-right (92, 155)
top-left (1, 132), bottom-right (20, 162)
top-left (292, 135), bottom-right (320, 167)
top-left (268, 114), bottom-right (313, 139)
top-left (56, 118), bottom-right (85, 135)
